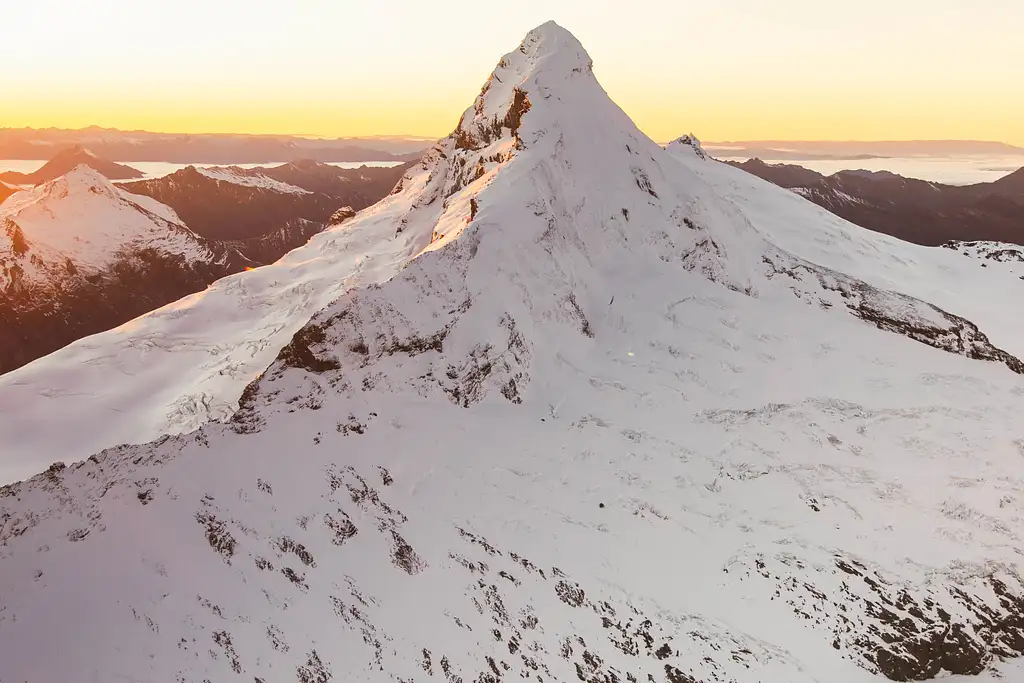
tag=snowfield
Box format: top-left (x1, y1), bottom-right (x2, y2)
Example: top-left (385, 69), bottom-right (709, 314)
top-left (3, 21), bottom-right (1024, 683)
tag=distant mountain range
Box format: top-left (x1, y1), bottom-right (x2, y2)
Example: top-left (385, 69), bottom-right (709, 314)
top-left (0, 127), bottom-right (428, 164)
top-left (704, 140), bottom-right (1024, 161)
top-left (730, 158), bottom-right (1024, 246)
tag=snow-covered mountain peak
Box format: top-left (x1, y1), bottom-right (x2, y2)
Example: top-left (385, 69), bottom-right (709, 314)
top-left (69, 144), bottom-right (99, 160)
top-left (4, 21), bottom-right (1023, 478)
top-left (452, 20), bottom-right (593, 154)
top-left (666, 133), bottom-right (709, 160)
top-left (1, 165), bottom-right (215, 292)
top-left (48, 163), bottom-right (122, 197)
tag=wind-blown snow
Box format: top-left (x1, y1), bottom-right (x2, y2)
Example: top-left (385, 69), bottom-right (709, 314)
top-left (2, 23), bottom-right (1024, 683)
top-left (195, 165), bottom-right (312, 194)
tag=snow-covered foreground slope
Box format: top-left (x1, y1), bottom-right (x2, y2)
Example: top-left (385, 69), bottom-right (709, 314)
top-left (3, 23), bottom-right (1024, 683)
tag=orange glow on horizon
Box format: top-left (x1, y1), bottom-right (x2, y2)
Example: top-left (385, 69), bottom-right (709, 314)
top-left (6, 88), bottom-right (1023, 148)
top-left (2, 1), bottom-right (1022, 146)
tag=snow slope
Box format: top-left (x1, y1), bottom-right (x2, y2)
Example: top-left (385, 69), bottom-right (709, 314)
top-left (3, 23), bottom-right (1024, 683)
top-left (1, 165), bottom-right (215, 292)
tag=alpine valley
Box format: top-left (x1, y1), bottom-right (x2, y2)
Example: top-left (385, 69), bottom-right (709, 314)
top-left (2, 22), bottom-right (1024, 683)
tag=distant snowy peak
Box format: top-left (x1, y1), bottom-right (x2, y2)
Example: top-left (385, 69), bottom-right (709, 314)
top-left (665, 134), bottom-right (708, 160)
top-left (194, 166), bottom-right (311, 195)
top-left (1, 165), bottom-right (217, 291)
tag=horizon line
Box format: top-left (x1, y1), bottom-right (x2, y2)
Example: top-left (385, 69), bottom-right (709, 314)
top-left (1, 125), bottom-right (1022, 149)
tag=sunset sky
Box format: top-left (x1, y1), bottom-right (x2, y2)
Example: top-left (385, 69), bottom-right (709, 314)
top-left (1, 0), bottom-right (1021, 144)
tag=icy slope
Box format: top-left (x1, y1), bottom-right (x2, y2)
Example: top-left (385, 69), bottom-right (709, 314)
top-left (3, 20), bottom-right (1024, 683)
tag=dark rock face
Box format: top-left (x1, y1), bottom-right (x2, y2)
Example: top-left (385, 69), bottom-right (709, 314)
top-left (0, 146), bottom-right (143, 184)
top-left (731, 159), bottom-right (1024, 246)
top-left (943, 240), bottom-right (1024, 263)
top-left (743, 552), bottom-right (1024, 681)
top-left (121, 166), bottom-right (337, 242)
top-left (0, 182), bottom-right (17, 205)
top-left (328, 206), bottom-right (357, 225)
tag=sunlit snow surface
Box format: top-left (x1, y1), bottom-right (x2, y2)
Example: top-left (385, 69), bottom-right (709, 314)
top-left (2, 22), bottom-right (1024, 683)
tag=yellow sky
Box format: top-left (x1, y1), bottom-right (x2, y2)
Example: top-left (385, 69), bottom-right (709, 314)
top-left (1, 0), bottom-right (1021, 145)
